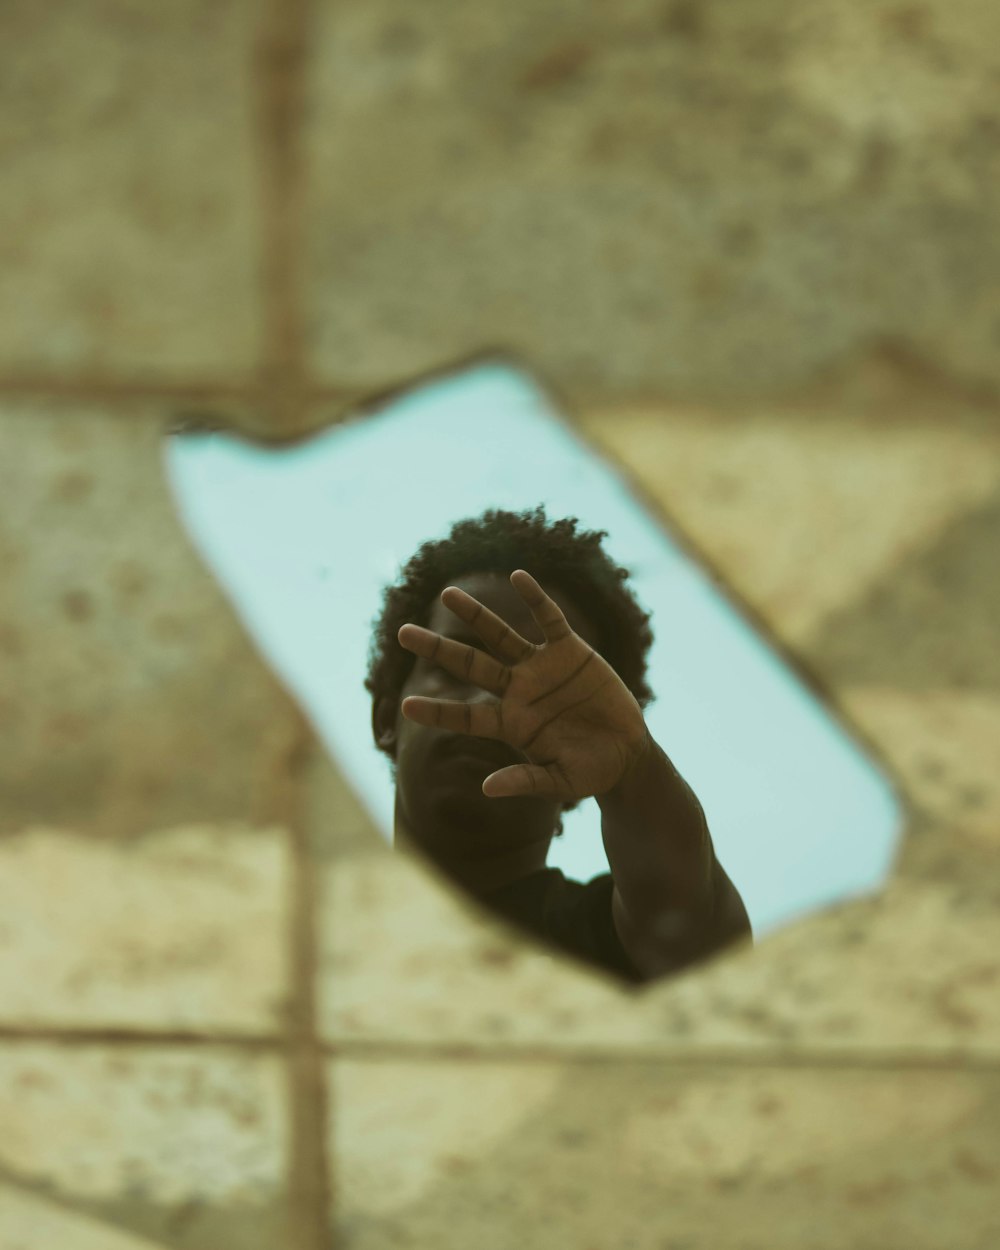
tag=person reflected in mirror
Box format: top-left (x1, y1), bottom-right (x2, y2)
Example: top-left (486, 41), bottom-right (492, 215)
top-left (367, 505), bottom-right (751, 986)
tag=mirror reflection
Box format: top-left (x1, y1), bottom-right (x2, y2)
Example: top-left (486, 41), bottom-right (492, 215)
top-left (163, 360), bottom-right (903, 986)
top-left (370, 537), bottom-right (751, 985)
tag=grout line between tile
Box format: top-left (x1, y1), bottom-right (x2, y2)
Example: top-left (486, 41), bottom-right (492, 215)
top-left (251, 0), bottom-right (311, 437)
top-left (282, 716), bottom-right (334, 1249)
top-left (0, 377), bottom-right (366, 406)
top-left (2, 1026), bottom-right (997, 1075)
top-left (0, 1026), bottom-right (283, 1048)
top-left (247, 0), bottom-right (333, 1229)
top-left (319, 1039), bottom-right (1000, 1073)
top-left (0, 377), bottom-right (263, 404)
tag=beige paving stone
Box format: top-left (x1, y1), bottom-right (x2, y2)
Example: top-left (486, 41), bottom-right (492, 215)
top-left (328, 1055), bottom-right (1000, 1249)
top-left (0, 402), bottom-right (304, 837)
top-left (317, 840), bottom-right (1000, 1059)
top-left (0, 0), bottom-right (263, 379)
top-left (802, 480), bottom-right (1000, 694)
top-left (650, 872), bottom-right (1000, 1057)
top-left (841, 688), bottom-right (1000, 857)
top-left (0, 825), bottom-right (291, 1033)
top-left (0, 1043), bottom-right (289, 1250)
top-left (303, 0), bottom-right (1000, 400)
top-left (0, 1184), bottom-right (170, 1250)
top-left (317, 836), bottom-right (648, 1046)
top-left (573, 399), bottom-right (1000, 649)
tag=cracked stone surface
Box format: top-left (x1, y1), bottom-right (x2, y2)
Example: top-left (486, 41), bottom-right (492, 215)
top-left (0, 0), bottom-right (264, 380)
top-left (0, 1044), bottom-right (289, 1250)
top-left (303, 0), bottom-right (1000, 401)
top-left (0, 402), bottom-right (304, 837)
top-left (5, 0), bottom-right (1000, 1244)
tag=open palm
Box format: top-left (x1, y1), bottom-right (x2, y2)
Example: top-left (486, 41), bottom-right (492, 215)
top-left (397, 569), bottom-right (649, 802)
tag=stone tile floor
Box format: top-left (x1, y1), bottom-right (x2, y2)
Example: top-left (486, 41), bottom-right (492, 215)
top-left (4, 0), bottom-right (1000, 1243)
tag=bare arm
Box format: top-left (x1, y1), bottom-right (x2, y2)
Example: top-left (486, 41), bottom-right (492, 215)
top-left (598, 730), bottom-right (752, 980)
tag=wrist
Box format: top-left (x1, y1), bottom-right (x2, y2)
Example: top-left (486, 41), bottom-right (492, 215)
top-left (596, 724), bottom-right (656, 810)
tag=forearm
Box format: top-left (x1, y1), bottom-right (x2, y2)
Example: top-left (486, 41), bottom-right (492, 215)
top-left (597, 729), bottom-right (750, 955)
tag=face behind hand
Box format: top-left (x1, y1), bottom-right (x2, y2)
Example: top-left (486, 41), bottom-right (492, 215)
top-left (373, 570), bottom-right (603, 869)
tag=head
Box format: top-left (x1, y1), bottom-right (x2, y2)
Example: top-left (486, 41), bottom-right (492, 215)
top-left (365, 505), bottom-right (656, 874)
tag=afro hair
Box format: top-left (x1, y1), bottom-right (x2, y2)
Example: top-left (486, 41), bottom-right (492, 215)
top-left (365, 504), bottom-right (657, 832)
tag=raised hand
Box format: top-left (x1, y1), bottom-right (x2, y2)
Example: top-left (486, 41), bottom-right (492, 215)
top-left (397, 568), bottom-right (650, 802)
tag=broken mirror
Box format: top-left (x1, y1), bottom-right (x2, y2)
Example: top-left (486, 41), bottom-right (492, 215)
top-left (163, 360), bottom-right (903, 986)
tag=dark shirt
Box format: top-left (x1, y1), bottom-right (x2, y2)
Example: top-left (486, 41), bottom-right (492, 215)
top-left (480, 867), bottom-right (646, 986)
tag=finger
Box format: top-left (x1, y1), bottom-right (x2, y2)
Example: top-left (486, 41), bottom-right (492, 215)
top-left (482, 762), bottom-right (566, 800)
top-left (509, 569), bottom-right (572, 644)
top-left (397, 625), bottom-right (510, 697)
top-left (400, 695), bottom-right (503, 738)
top-left (439, 586), bottom-right (535, 663)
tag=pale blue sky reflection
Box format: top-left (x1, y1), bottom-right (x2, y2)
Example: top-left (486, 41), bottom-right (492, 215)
top-left (163, 361), bottom-right (902, 939)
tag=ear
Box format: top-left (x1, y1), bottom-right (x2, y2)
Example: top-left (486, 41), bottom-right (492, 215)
top-left (372, 696), bottom-right (398, 754)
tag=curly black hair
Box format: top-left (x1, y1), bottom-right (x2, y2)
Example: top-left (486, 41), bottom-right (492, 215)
top-left (364, 503), bottom-right (656, 834)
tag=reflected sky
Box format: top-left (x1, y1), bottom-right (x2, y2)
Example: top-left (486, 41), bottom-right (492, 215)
top-left (163, 361), bottom-right (903, 939)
